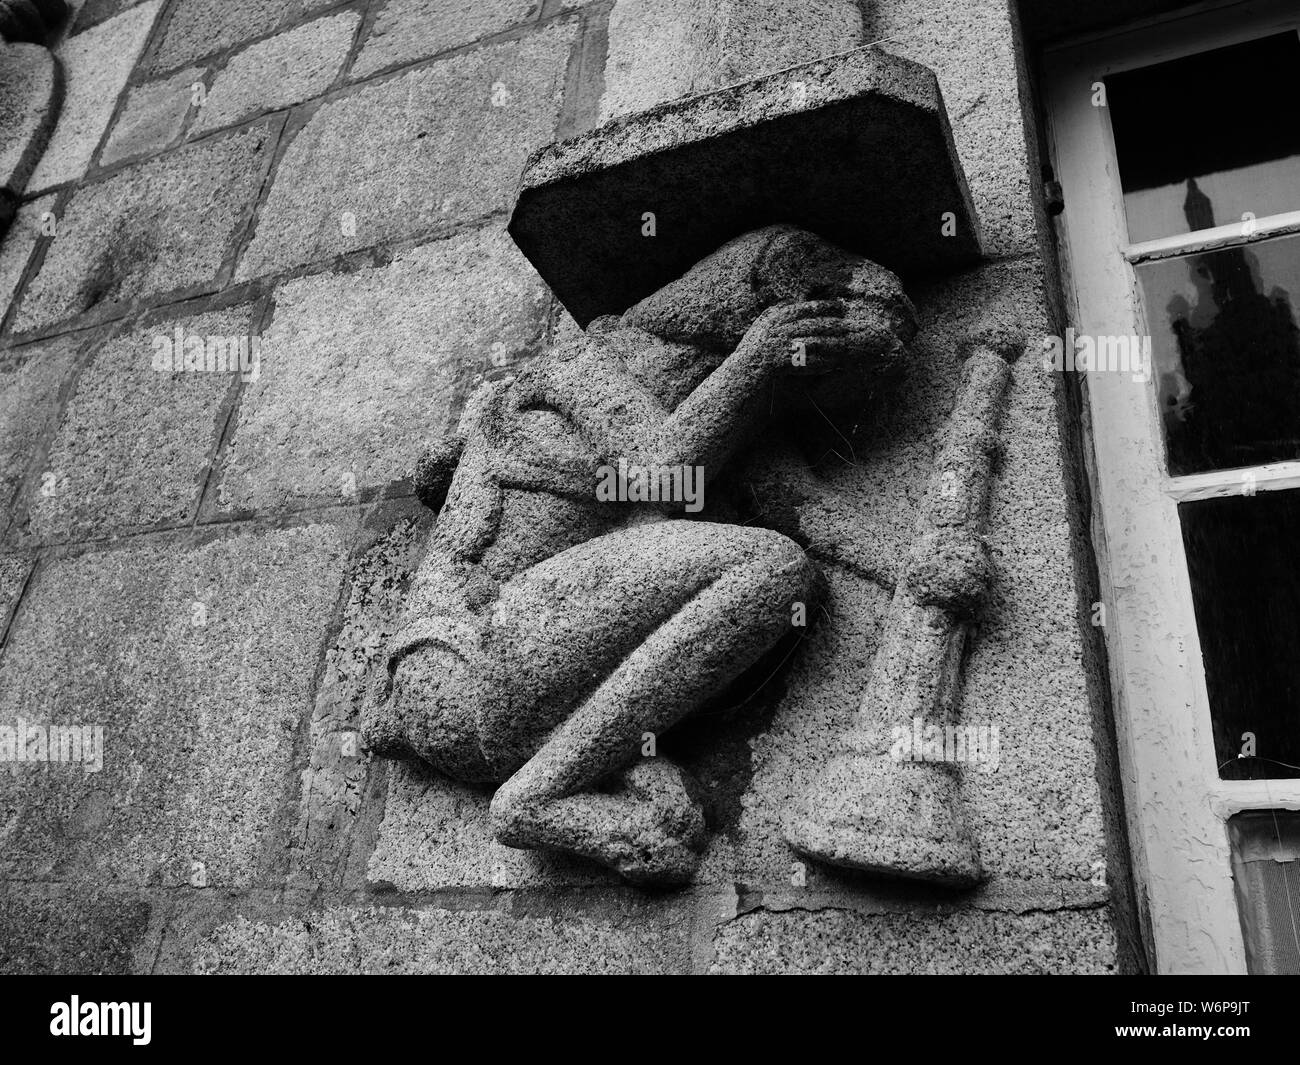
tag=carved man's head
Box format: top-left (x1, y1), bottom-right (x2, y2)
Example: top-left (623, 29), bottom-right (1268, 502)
top-left (620, 224), bottom-right (917, 414)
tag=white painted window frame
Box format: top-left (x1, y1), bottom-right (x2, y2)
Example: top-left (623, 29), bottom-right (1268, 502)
top-left (1043, 0), bottom-right (1300, 974)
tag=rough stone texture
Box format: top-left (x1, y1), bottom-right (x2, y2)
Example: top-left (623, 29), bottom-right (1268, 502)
top-left (14, 123), bottom-right (277, 333)
top-left (236, 22), bottom-right (575, 279)
top-left (188, 904), bottom-right (691, 974)
top-left (0, 553), bottom-right (31, 633)
top-left (368, 760), bottom-right (612, 889)
top-left (710, 907), bottom-right (1117, 974)
top-left (362, 226), bottom-right (916, 885)
top-left (0, 334), bottom-right (80, 531)
top-left (0, 525), bottom-right (346, 887)
top-left (27, 2), bottom-right (161, 192)
top-left (0, 885), bottom-right (151, 974)
top-left (784, 348), bottom-right (1013, 887)
top-left (512, 46), bottom-right (981, 326)
top-left (602, 0), bottom-right (863, 120)
top-left (0, 43), bottom-right (60, 206)
top-left (191, 11), bottom-right (359, 135)
top-left (875, 1), bottom-right (1038, 257)
top-left (148, 0), bottom-right (295, 74)
top-left (353, 0), bottom-right (541, 79)
top-left (220, 228), bottom-right (548, 512)
top-left (722, 259), bottom-right (1108, 903)
top-left (99, 66), bottom-right (200, 167)
top-left (291, 506), bottom-right (433, 888)
top-left (71, 0), bottom-right (150, 33)
top-left (25, 306), bottom-right (252, 543)
top-left (0, 193), bottom-right (55, 321)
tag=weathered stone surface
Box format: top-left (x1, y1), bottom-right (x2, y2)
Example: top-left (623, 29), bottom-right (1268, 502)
top-left (874, 0), bottom-right (1037, 256)
top-left (0, 525), bottom-right (347, 887)
top-left (0, 552), bottom-right (31, 631)
top-left (710, 907), bottom-right (1116, 974)
top-left (511, 46), bottom-right (982, 327)
top-left (149, 0), bottom-right (294, 74)
top-left (602, 0), bottom-right (863, 119)
top-left (99, 66), bottom-right (200, 166)
top-left (0, 334), bottom-right (80, 531)
top-left (361, 226), bottom-right (915, 885)
top-left (0, 192), bottom-right (54, 320)
top-left (0, 43), bottom-right (60, 205)
top-left (721, 260), bottom-right (1108, 900)
top-left (188, 904), bottom-right (691, 974)
top-left (367, 760), bottom-right (612, 889)
top-left (25, 305), bottom-right (251, 543)
top-left (220, 228), bottom-right (548, 511)
top-left (72, 0), bottom-right (151, 33)
top-left (27, 1), bottom-right (161, 191)
top-left (14, 122), bottom-right (277, 333)
top-left (0, 885), bottom-right (151, 974)
top-left (353, 0), bottom-right (540, 79)
top-left (292, 506), bottom-right (433, 888)
top-left (236, 23), bottom-right (575, 280)
top-left (192, 11), bottom-right (359, 135)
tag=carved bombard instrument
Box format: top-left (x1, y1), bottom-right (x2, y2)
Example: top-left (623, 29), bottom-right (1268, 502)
top-left (784, 331), bottom-right (1023, 887)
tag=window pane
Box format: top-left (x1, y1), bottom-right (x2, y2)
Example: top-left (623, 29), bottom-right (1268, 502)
top-left (1227, 812), bottom-right (1300, 974)
top-left (1178, 490), bottom-right (1300, 779)
top-left (1106, 33), bottom-right (1300, 244)
top-left (1137, 232), bottom-right (1300, 475)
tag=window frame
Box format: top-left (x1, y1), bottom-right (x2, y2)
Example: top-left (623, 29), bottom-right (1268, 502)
top-left (1043, 0), bottom-right (1300, 974)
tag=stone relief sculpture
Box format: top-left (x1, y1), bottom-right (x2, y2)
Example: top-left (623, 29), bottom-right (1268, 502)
top-left (363, 225), bottom-right (918, 884)
top-left (363, 46), bottom-right (1017, 888)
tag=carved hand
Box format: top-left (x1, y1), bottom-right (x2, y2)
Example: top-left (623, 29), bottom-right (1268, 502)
top-left (739, 299), bottom-right (908, 377)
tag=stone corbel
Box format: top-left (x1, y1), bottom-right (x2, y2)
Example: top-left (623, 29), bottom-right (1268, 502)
top-left (374, 44), bottom-right (1018, 885)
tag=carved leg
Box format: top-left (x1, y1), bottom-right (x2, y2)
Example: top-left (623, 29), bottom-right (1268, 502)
top-left (488, 522), bottom-right (815, 884)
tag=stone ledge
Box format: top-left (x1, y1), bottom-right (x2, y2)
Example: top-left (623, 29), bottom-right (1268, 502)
top-left (510, 44), bottom-right (983, 325)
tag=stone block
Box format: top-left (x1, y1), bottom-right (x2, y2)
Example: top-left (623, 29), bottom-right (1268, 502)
top-left (292, 505), bottom-right (433, 888)
top-left (25, 305), bottom-right (253, 543)
top-left (511, 45), bottom-right (982, 327)
top-left (710, 907), bottom-right (1116, 974)
top-left (99, 66), bottom-right (200, 167)
top-left (187, 903), bottom-right (691, 974)
top-left (71, 0), bottom-right (151, 33)
top-left (352, 0), bottom-right (541, 79)
top-left (0, 524), bottom-right (347, 888)
top-left (236, 22), bottom-right (575, 279)
top-left (0, 193), bottom-right (55, 326)
top-left (220, 227), bottom-right (548, 512)
top-left (0, 43), bottom-right (60, 204)
top-left (148, 0), bottom-right (294, 74)
top-left (602, 0), bottom-right (863, 119)
top-left (14, 121), bottom-right (278, 333)
top-left (367, 760), bottom-right (612, 889)
top-left (0, 552), bottom-right (31, 631)
top-left (0, 884), bottom-right (151, 974)
top-left (0, 333), bottom-right (80, 530)
top-left (191, 10), bottom-right (359, 135)
top-left (27, 1), bottom-right (162, 191)
top-left (873, 0), bottom-right (1038, 256)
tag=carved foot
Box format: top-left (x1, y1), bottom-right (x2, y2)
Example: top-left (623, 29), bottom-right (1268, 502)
top-left (491, 759), bottom-right (707, 886)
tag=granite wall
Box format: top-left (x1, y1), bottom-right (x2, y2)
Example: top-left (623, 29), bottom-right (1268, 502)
top-left (0, 0), bottom-right (1135, 973)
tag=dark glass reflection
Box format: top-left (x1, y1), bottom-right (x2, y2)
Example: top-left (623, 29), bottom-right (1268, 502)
top-left (1137, 188), bottom-right (1300, 475)
top-left (1179, 490), bottom-right (1300, 779)
top-left (1106, 33), bottom-right (1300, 244)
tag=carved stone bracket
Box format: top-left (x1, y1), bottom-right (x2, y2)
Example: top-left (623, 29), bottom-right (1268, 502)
top-left (368, 45), bottom-right (1001, 886)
